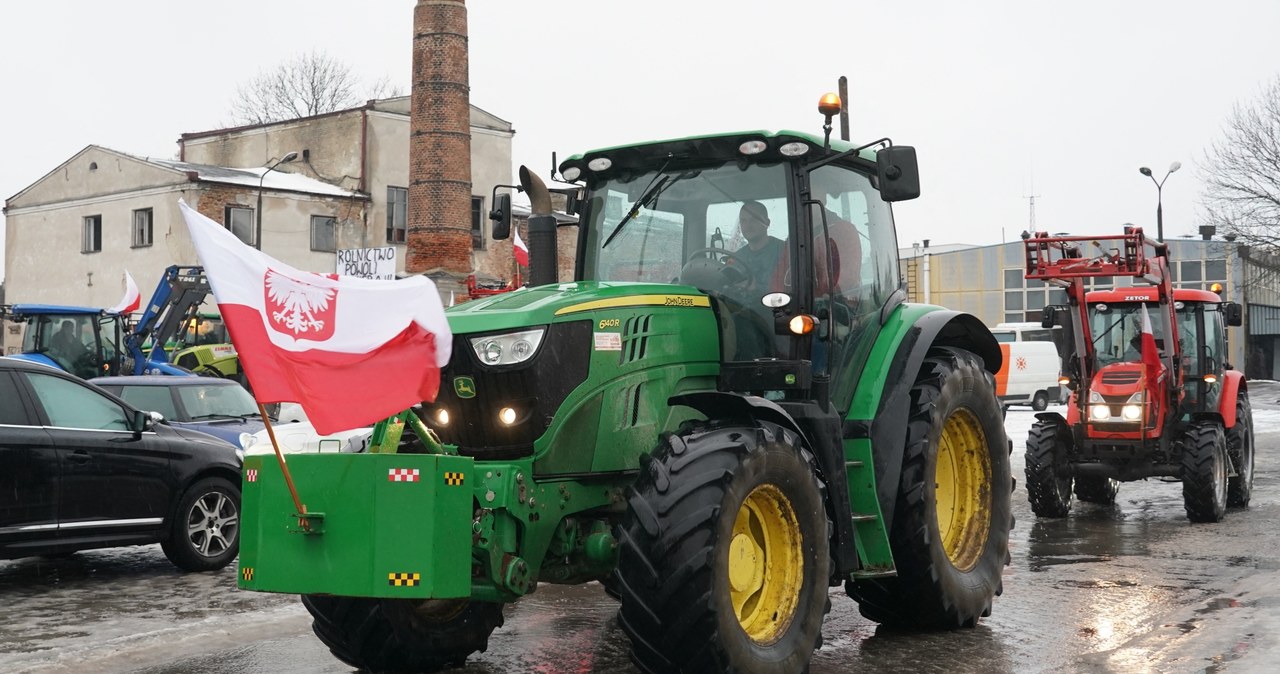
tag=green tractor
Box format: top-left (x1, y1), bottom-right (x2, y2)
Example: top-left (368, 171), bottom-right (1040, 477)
top-left (238, 102), bottom-right (1012, 673)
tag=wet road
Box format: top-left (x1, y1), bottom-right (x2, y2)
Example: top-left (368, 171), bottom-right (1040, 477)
top-left (5, 386), bottom-right (1280, 673)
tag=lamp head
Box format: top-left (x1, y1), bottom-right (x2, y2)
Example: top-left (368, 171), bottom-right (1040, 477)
top-left (1139, 166), bottom-right (1153, 177)
top-left (280, 151), bottom-right (299, 163)
top-left (1168, 161), bottom-right (1182, 173)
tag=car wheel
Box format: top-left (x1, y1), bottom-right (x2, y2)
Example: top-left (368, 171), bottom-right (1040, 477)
top-left (161, 477), bottom-right (241, 571)
top-left (1031, 391), bottom-right (1049, 411)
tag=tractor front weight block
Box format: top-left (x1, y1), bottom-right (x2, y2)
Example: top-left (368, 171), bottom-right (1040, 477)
top-left (239, 453), bottom-right (474, 599)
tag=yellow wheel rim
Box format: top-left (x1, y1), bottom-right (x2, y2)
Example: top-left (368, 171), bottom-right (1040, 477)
top-left (727, 484), bottom-right (803, 644)
top-left (934, 408), bottom-right (992, 572)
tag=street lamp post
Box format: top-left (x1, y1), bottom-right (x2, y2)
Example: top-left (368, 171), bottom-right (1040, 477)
top-left (255, 151), bottom-right (299, 250)
top-left (1138, 161), bottom-right (1182, 242)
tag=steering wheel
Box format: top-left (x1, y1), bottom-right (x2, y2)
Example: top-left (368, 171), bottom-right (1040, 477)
top-left (680, 247), bottom-right (754, 296)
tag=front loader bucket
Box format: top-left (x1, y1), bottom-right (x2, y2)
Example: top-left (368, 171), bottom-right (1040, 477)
top-left (238, 453), bottom-right (474, 599)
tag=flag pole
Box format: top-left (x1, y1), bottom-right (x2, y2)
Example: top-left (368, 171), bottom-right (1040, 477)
top-left (257, 402), bottom-right (310, 527)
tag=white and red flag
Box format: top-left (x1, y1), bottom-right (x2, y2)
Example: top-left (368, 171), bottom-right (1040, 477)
top-left (1139, 303), bottom-right (1163, 386)
top-left (513, 224), bottom-right (529, 267)
top-left (108, 270), bottom-right (141, 315)
top-left (178, 201), bottom-right (452, 434)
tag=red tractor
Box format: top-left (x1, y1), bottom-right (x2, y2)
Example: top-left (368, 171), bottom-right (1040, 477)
top-left (1022, 226), bottom-right (1253, 522)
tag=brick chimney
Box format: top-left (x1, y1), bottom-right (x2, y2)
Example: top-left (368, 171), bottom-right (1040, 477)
top-left (407, 0), bottom-right (472, 284)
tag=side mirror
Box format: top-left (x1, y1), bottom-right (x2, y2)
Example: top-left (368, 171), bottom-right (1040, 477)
top-left (1040, 306), bottom-right (1057, 329)
top-left (490, 193), bottom-right (512, 240)
top-left (1223, 302), bottom-right (1243, 327)
top-left (876, 145), bottom-right (921, 202)
top-left (130, 409), bottom-right (162, 433)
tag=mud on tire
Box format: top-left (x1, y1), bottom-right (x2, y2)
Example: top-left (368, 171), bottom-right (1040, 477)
top-left (1025, 420), bottom-right (1073, 517)
top-left (1227, 395), bottom-right (1255, 507)
top-left (1181, 422), bottom-right (1228, 523)
top-left (846, 347), bottom-right (1012, 629)
top-left (614, 420), bottom-right (831, 674)
top-left (301, 596), bottom-right (504, 672)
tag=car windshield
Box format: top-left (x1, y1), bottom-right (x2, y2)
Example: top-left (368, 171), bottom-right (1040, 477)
top-left (178, 383), bottom-right (259, 419)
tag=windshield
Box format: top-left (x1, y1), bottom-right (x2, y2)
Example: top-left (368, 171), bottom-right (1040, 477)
top-left (181, 315), bottom-right (228, 346)
top-left (178, 383), bottom-right (259, 419)
top-left (1088, 302), bottom-right (1164, 366)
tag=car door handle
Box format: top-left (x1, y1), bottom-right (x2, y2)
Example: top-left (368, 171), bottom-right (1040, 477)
top-left (66, 452), bottom-right (93, 464)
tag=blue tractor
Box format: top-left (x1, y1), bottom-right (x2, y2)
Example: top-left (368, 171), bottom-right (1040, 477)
top-left (2, 266), bottom-right (228, 379)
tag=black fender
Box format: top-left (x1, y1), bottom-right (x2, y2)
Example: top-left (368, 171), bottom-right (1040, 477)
top-left (669, 391), bottom-right (858, 577)
top-left (852, 310), bottom-right (1002, 533)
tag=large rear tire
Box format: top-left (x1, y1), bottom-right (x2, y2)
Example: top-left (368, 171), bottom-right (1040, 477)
top-left (1074, 476), bottom-right (1119, 504)
top-left (846, 347), bottom-right (1011, 629)
top-left (614, 420), bottom-right (831, 674)
top-left (301, 596), bottom-right (504, 672)
top-left (1025, 420), bottom-right (1074, 517)
top-left (1227, 395), bottom-right (1255, 507)
top-left (1182, 422), bottom-right (1228, 523)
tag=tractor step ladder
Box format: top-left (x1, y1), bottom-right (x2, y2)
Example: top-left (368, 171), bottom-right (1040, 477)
top-left (843, 451), bottom-right (898, 580)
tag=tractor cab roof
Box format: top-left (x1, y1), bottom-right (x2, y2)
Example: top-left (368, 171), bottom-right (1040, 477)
top-left (9, 303), bottom-right (114, 316)
top-left (1086, 288), bottom-right (1222, 304)
top-left (559, 129), bottom-right (879, 178)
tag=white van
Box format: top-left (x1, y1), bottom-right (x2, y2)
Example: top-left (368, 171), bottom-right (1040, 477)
top-left (992, 323), bottom-right (1065, 410)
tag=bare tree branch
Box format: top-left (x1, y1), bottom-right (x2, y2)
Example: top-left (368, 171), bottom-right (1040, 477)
top-left (227, 50), bottom-right (402, 126)
top-left (1200, 76), bottom-right (1280, 251)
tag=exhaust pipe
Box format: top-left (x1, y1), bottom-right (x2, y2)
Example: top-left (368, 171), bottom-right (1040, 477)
top-left (519, 166), bottom-right (558, 287)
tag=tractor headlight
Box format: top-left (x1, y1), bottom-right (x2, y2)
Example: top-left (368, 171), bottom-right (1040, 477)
top-left (1090, 404), bottom-right (1110, 420)
top-left (470, 329), bottom-right (545, 367)
top-left (1120, 391), bottom-right (1144, 421)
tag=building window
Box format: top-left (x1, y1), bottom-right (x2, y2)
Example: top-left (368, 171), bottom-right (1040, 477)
top-left (1003, 268), bottom-right (1024, 289)
top-left (471, 196), bottom-right (484, 249)
top-left (82, 215), bottom-right (102, 253)
top-left (1205, 259), bottom-right (1227, 282)
top-left (1180, 260), bottom-right (1202, 283)
top-left (132, 208), bottom-right (153, 248)
top-left (224, 206), bottom-right (255, 246)
top-left (311, 215), bottom-right (337, 252)
top-left (387, 186), bottom-right (408, 243)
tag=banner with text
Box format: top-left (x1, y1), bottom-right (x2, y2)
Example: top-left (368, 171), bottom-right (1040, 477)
top-left (337, 247), bottom-right (396, 280)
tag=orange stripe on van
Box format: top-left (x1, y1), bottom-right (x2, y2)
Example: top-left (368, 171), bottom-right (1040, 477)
top-left (994, 343), bottom-right (1011, 397)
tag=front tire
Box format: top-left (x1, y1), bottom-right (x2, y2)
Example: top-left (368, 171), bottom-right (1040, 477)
top-left (1032, 391), bottom-right (1050, 411)
top-left (847, 347), bottom-right (1012, 629)
top-left (302, 596), bottom-right (504, 672)
top-left (1074, 476), bottom-right (1119, 504)
top-left (161, 477), bottom-right (240, 571)
top-left (1025, 420), bottom-right (1073, 517)
top-left (614, 421), bottom-right (831, 674)
top-left (1182, 423), bottom-right (1228, 523)
top-left (1227, 395), bottom-right (1255, 507)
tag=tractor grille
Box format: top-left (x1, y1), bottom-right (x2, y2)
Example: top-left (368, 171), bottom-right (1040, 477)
top-left (1100, 371), bottom-right (1141, 386)
top-left (425, 321), bottom-right (590, 458)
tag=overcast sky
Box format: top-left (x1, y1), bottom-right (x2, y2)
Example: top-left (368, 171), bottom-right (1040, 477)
top-left (3, 0), bottom-right (1279, 284)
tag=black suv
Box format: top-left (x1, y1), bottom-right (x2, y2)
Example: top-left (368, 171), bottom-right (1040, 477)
top-left (0, 358), bottom-right (242, 571)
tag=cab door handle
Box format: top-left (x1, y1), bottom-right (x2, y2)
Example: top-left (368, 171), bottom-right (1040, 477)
top-left (66, 451), bottom-right (92, 463)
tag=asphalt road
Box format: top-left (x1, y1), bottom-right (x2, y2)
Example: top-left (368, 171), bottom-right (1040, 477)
top-left (5, 384), bottom-right (1280, 673)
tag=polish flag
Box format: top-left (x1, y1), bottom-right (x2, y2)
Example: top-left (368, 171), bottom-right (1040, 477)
top-left (513, 225), bottom-right (529, 267)
top-left (1139, 303), bottom-right (1162, 387)
top-left (108, 271), bottom-right (141, 315)
top-left (178, 201), bottom-right (452, 434)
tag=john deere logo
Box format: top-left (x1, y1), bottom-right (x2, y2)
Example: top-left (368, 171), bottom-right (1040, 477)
top-left (454, 376), bottom-right (477, 399)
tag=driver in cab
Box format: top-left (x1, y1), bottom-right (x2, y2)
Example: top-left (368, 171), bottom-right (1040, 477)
top-left (732, 200), bottom-right (785, 293)
top-left (50, 320), bottom-right (89, 363)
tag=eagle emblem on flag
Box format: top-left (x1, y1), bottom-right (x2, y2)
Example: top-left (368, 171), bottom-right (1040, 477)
top-left (265, 269), bottom-right (338, 340)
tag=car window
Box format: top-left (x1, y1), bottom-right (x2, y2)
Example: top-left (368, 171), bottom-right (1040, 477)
top-left (178, 384), bottom-right (258, 419)
top-left (0, 373), bottom-right (30, 425)
top-left (24, 372), bottom-right (132, 431)
top-left (115, 386), bottom-right (181, 420)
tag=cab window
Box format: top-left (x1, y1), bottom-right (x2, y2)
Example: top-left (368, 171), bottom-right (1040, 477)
top-left (112, 386), bottom-right (180, 420)
top-left (0, 373), bottom-right (30, 425)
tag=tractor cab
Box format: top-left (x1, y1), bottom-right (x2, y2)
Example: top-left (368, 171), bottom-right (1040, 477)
top-left (560, 130), bottom-right (917, 408)
top-left (8, 305), bottom-right (127, 378)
